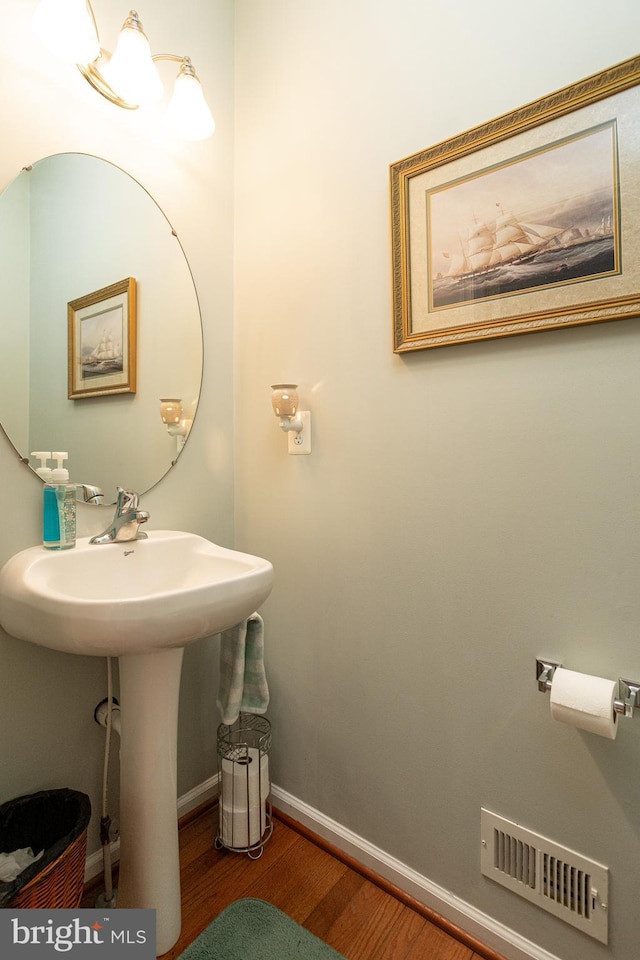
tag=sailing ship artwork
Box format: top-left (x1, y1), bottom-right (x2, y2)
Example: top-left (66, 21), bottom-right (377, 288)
top-left (68, 277), bottom-right (136, 399)
top-left (80, 306), bottom-right (124, 380)
top-left (427, 122), bottom-right (619, 312)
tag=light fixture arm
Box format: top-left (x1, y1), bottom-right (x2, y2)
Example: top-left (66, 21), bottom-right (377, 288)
top-left (33, 0), bottom-right (216, 136)
top-left (78, 53), bottom-right (137, 109)
top-left (152, 54), bottom-right (192, 66)
top-left (84, 0), bottom-right (99, 43)
top-left (151, 55), bottom-right (204, 87)
top-left (71, 0), bottom-right (132, 108)
top-left (78, 51), bottom-right (199, 111)
top-left (76, 5), bottom-right (144, 108)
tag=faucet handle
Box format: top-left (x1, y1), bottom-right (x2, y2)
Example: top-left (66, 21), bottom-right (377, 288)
top-left (89, 488), bottom-right (149, 544)
top-left (116, 487), bottom-right (140, 512)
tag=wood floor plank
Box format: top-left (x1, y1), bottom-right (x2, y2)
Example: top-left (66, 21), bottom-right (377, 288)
top-left (304, 870), bottom-right (367, 941)
top-left (237, 833), bottom-right (351, 922)
top-left (82, 805), bottom-right (504, 960)
top-left (403, 920), bottom-right (475, 960)
top-left (177, 809), bottom-right (218, 871)
top-left (167, 813), bottom-right (299, 956)
top-left (321, 878), bottom-right (410, 960)
top-left (365, 906), bottom-right (432, 960)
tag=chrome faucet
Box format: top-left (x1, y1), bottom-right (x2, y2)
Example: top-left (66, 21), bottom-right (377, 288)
top-left (77, 483), bottom-right (104, 505)
top-left (89, 487), bottom-right (150, 544)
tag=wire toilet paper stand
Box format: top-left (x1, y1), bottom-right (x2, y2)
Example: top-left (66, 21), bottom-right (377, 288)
top-left (215, 714), bottom-right (273, 859)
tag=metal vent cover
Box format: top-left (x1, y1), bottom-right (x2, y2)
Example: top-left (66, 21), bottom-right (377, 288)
top-left (481, 809), bottom-right (609, 944)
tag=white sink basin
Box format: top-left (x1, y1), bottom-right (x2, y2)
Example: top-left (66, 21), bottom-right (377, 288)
top-left (0, 528), bottom-right (274, 955)
top-left (0, 529), bottom-right (274, 656)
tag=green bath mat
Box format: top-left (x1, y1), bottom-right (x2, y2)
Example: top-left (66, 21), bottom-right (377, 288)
top-left (178, 898), bottom-right (346, 960)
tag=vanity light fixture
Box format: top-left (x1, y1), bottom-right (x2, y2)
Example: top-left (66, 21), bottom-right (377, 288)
top-left (270, 384), bottom-right (312, 455)
top-left (32, 1), bottom-right (215, 140)
top-left (159, 398), bottom-right (192, 452)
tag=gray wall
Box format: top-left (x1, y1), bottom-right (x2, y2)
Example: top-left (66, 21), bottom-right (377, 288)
top-left (2, 2), bottom-right (640, 959)
top-left (233, 3), bottom-right (640, 959)
top-left (0, 0), bottom-right (235, 852)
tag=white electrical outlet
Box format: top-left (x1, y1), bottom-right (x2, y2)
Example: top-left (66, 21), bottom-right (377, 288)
top-left (288, 411), bottom-right (311, 455)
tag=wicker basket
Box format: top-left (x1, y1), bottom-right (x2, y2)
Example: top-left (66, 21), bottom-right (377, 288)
top-left (0, 789), bottom-right (91, 909)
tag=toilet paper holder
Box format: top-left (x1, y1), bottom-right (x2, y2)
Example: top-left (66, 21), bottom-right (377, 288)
top-left (536, 659), bottom-right (640, 719)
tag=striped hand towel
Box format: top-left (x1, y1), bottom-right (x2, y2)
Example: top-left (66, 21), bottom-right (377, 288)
top-left (217, 613), bottom-right (269, 726)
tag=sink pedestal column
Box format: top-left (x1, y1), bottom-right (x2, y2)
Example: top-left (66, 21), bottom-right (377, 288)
top-left (117, 647), bottom-right (185, 956)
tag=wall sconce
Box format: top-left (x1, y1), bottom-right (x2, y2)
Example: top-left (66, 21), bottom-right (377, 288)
top-left (159, 398), bottom-right (192, 452)
top-left (270, 384), bottom-right (311, 455)
top-left (32, 1), bottom-right (215, 140)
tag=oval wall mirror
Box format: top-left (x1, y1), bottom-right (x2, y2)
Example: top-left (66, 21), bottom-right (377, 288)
top-left (0, 153), bottom-right (203, 503)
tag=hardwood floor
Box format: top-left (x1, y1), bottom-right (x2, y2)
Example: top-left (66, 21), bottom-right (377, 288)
top-left (84, 803), bottom-right (507, 960)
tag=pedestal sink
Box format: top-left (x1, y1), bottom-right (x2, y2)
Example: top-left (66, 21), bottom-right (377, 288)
top-left (0, 530), bottom-right (274, 955)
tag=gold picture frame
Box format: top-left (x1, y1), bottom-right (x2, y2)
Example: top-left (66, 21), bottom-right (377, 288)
top-left (68, 278), bottom-right (137, 399)
top-left (391, 56), bottom-right (640, 352)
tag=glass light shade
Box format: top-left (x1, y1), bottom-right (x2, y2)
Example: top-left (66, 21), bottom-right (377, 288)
top-left (102, 15), bottom-right (163, 106)
top-left (33, 0), bottom-right (100, 64)
top-left (166, 71), bottom-right (215, 141)
top-left (271, 384), bottom-right (299, 419)
top-left (159, 399), bottom-right (183, 425)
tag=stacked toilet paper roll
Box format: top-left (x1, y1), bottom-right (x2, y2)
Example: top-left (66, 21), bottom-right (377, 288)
top-left (220, 749), bottom-right (270, 848)
top-left (549, 667), bottom-right (618, 739)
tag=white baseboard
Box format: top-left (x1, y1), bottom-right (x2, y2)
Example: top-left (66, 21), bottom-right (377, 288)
top-left (271, 785), bottom-right (561, 960)
top-left (84, 776), bottom-right (559, 960)
top-left (177, 772), bottom-right (220, 820)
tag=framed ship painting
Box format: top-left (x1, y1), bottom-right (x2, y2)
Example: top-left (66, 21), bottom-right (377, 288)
top-left (390, 56), bottom-right (640, 352)
top-left (68, 278), bottom-right (137, 399)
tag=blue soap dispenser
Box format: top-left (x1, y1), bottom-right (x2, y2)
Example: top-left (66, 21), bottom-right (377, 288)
top-left (43, 452), bottom-right (76, 550)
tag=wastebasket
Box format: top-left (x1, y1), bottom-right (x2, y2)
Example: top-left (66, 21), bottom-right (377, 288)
top-left (216, 714), bottom-right (272, 858)
top-left (0, 788), bottom-right (91, 909)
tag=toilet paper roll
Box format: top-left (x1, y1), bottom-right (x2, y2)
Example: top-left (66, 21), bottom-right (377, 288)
top-left (550, 667), bottom-right (618, 739)
top-left (220, 749), bottom-right (270, 847)
top-left (220, 750), bottom-right (269, 809)
top-left (221, 805), bottom-right (266, 848)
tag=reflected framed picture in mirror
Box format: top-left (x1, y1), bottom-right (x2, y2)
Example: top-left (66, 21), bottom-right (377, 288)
top-left (68, 277), bottom-right (137, 399)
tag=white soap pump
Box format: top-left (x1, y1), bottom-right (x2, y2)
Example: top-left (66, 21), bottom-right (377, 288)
top-left (51, 451), bottom-right (70, 482)
top-left (31, 451), bottom-right (52, 481)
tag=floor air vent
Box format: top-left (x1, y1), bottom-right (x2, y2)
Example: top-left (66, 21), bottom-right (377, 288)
top-left (480, 809), bottom-right (608, 944)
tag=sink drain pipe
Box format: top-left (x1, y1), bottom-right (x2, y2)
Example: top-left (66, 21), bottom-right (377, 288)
top-left (93, 657), bottom-right (121, 908)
